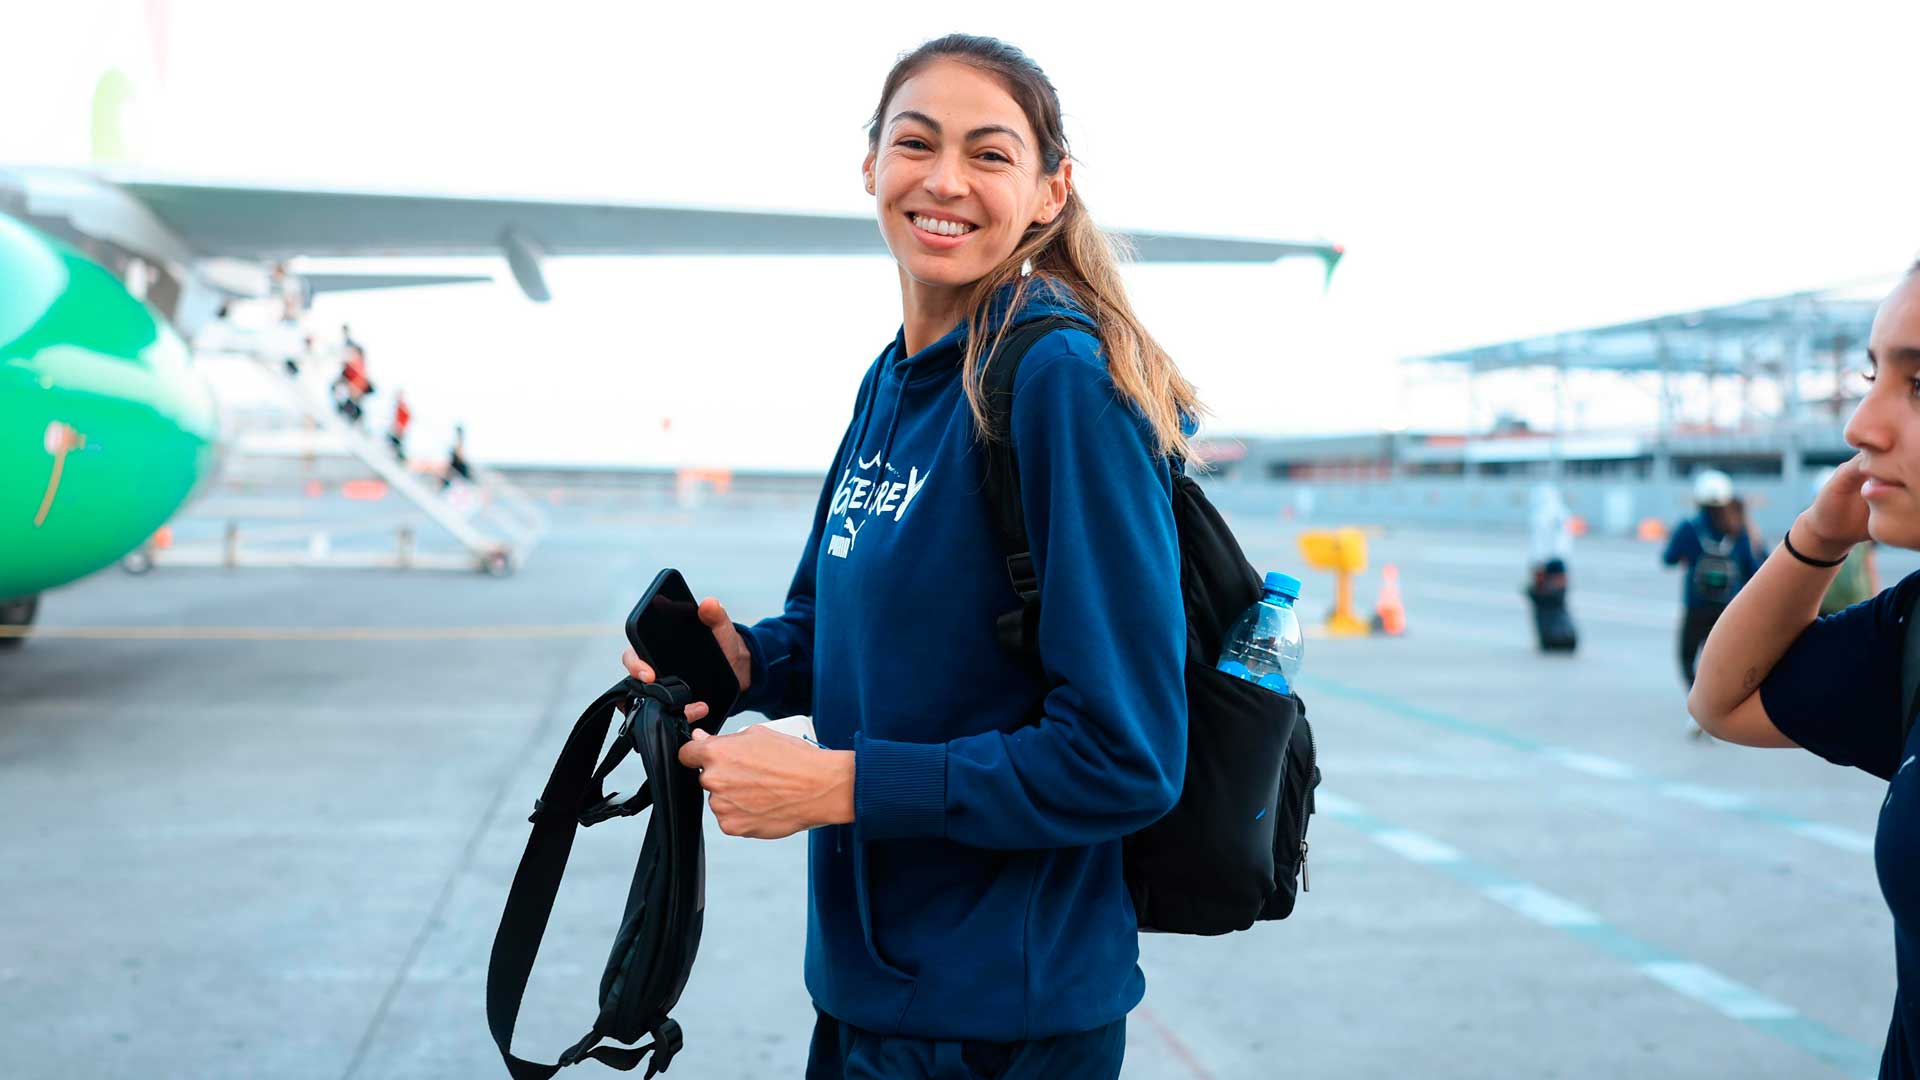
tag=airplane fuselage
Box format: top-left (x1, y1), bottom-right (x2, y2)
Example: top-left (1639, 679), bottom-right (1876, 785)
top-left (0, 214), bottom-right (218, 600)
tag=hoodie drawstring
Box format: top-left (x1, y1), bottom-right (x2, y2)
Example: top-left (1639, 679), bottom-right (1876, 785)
top-left (845, 363), bottom-right (888, 479)
top-left (872, 375), bottom-right (907, 482)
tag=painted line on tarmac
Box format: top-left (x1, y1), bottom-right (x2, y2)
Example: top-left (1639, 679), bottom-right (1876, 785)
top-left (0, 624), bottom-right (610, 641)
top-left (1312, 679), bottom-right (1878, 856)
top-left (1787, 823), bottom-right (1877, 855)
top-left (1371, 828), bottom-right (1463, 864)
top-left (1316, 790), bottom-right (1881, 1079)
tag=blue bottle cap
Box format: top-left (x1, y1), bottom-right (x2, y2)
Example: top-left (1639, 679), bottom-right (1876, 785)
top-left (1263, 571), bottom-right (1302, 600)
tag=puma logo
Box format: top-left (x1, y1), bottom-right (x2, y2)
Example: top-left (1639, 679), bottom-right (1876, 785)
top-left (827, 517), bottom-right (865, 560)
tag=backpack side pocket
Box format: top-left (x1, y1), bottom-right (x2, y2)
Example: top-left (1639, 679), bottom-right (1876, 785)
top-left (1125, 660), bottom-right (1295, 935)
top-left (1259, 704), bottom-right (1319, 922)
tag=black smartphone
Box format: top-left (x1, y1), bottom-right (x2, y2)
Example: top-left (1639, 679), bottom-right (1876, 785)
top-left (625, 568), bottom-right (739, 725)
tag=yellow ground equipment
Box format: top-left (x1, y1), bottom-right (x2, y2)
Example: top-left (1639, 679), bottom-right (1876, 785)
top-left (1298, 528), bottom-right (1372, 637)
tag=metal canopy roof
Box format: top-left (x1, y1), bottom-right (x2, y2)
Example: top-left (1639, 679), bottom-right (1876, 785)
top-left (1408, 290), bottom-right (1884, 375)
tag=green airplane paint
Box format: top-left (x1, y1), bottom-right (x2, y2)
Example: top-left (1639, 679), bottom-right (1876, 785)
top-left (0, 215), bottom-right (219, 603)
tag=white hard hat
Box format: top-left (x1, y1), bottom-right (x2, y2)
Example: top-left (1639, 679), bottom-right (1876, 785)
top-left (1693, 469), bottom-right (1734, 507)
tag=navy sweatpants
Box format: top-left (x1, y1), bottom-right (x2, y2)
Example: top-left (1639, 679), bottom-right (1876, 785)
top-left (805, 1011), bottom-right (1126, 1080)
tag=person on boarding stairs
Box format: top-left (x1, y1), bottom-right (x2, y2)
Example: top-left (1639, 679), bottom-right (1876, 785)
top-left (1688, 262), bottom-right (1920, 1080)
top-left (441, 424), bottom-right (475, 490)
top-left (387, 392), bottom-right (412, 461)
top-left (331, 325), bottom-right (373, 424)
top-left (619, 34), bottom-right (1201, 1079)
top-left (271, 263), bottom-right (308, 374)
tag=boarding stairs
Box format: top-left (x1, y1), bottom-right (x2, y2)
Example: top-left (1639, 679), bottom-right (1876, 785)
top-left (143, 324), bottom-right (547, 575)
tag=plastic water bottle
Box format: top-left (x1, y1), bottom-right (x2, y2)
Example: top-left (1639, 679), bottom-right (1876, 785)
top-left (1216, 572), bottom-right (1305, 696)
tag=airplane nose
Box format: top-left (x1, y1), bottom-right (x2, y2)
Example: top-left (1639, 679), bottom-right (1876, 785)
top-left (0, 216), bottom-right (217, 597)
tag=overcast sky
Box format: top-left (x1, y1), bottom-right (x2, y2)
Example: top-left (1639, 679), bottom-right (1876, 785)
top-left (6, 1), bottom-right (1919, 469)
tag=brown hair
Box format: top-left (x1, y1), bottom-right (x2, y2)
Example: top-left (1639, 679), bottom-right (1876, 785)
top-left (866, 34), bottom-right (1207, 465)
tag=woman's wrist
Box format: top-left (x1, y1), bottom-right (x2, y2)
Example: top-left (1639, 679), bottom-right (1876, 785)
top-left (821, 751), bottom-right (856, 826)
top-left (1788, 514), bottom-right (1852, 566)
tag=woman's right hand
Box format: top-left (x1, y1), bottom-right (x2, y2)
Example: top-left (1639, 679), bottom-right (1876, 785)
top-left (1801, 454), bottom-right (1872, 552)
top-left (621, 597), bottom-right (753, 694)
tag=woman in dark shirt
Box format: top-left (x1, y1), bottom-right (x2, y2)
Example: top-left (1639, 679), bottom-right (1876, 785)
top-left (1690, 263), bottom-right (1920, 1079)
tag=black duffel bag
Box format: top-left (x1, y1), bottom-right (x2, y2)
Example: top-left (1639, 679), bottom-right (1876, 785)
top-left (487, 675), bottom-right (708, 1079)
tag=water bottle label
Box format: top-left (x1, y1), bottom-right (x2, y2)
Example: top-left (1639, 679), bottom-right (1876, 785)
top-left (1256, 672), bottom-right (1291, 695)
top-left (1217, 658), bottom-right (1252, 681)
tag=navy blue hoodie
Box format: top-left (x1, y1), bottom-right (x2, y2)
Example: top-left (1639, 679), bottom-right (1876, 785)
top-left (728, 284), bottom-right (1188, 1041)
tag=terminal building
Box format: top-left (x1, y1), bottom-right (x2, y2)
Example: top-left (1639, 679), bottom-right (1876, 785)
top-left (1196, 285), bottom-right (1884, 537)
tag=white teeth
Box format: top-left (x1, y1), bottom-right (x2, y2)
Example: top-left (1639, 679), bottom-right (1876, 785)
top-left (912, 214), bottom-right (975, 237)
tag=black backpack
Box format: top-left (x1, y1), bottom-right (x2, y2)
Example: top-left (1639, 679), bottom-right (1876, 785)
top-left (487, 676), bottom-right (710, 1078)
top-left (979, 315), bottom-right (1321, 936)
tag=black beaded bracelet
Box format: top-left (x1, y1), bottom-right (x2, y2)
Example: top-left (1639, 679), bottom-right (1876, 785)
top-left (1784, 528), bottom-right (1848, 569)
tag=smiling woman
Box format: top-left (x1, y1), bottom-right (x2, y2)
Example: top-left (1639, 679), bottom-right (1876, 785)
top-left (617, 33), bottom-right (1205, 1080)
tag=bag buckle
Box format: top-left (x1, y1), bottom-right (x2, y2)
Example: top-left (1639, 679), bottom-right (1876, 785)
top-left (1005, 551), bottom-right (1039, 598)
top-left (577, 790), bottom-right (646, 827)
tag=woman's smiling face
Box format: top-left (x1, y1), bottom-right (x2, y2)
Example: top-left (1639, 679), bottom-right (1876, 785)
top-left (864, 59), bottom-right (1068, 293)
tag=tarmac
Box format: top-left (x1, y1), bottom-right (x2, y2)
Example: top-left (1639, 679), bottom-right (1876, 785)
top-left (0, 484), bottom-right (1907, 1079)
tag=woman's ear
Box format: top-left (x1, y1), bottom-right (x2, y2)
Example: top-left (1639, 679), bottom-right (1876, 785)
top-left (1036, 159), bottom-right (1072, 225)
top-left (861, 150), bottom-right (877, 195)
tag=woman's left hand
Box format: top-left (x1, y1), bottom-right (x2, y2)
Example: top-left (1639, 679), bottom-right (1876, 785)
top-left (678, 727), bottom-right (855, 839)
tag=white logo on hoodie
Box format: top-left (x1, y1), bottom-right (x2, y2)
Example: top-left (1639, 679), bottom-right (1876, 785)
top-left (825, 460), bottom-right (932, 559)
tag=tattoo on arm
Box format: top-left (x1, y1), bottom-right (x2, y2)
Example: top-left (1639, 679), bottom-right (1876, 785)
top-left (1742, 666), bottom-right (1760, 692)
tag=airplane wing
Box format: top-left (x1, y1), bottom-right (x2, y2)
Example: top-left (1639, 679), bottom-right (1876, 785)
top-left (116, 176), bottom-right (1337, 264)
top-left (0, 167), bottom-right (1342, 302)
top-left (303, 271), bottom-right (495, 294)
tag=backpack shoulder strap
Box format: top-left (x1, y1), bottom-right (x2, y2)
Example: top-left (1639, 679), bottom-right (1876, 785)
top-left (978, 315), bottom-right (1093, 656)
top-left (487, 677), bottom-right (693, 1080)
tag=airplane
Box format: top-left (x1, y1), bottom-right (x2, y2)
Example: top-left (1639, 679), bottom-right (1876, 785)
top-left (0, 164), bottom-right (1344, 644)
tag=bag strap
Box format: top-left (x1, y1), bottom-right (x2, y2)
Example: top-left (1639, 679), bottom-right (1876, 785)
top-left (978, 315), bottom-right (1094, 657)
top-left (486, 677), bottom-right (690, 1080)
top-left (1697, 522), bottom-right (1736, 558)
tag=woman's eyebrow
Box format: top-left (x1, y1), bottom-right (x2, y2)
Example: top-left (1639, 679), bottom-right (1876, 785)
top-left (965, 123), bottom-right (1026, 148)
top-left (888, 110), bottom-right (1027, 148)
top-left (1870, 346), bottom-right (1920, 366)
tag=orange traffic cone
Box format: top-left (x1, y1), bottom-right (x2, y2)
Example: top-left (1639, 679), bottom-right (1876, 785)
top-left (1375, 564), bottom-right (1407, 636)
